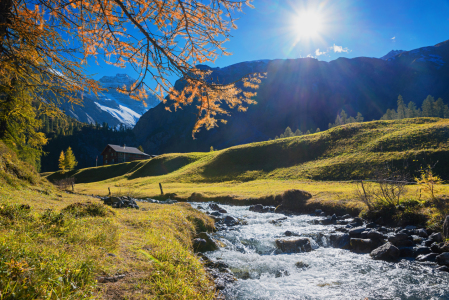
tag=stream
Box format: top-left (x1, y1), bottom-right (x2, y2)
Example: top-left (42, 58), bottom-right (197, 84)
top-left (192, 202), bottom-right (449, 300)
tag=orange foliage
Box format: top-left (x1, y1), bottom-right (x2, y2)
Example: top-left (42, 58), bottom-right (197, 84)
top-left (0, 0), bottom-right (262, 135)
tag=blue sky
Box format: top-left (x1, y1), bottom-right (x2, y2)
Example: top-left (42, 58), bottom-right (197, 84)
top-left (88, 0), bottom-right (449, 87)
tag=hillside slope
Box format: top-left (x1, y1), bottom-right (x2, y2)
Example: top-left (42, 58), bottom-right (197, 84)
top-left (134, 40), bottom-right (449, 154)
top-left (48, 118), bottom-right (449, 186)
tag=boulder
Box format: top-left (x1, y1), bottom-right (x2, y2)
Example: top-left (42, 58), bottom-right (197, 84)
top-left (274, 189), bottom-right (312, 213)
top-left (249, 204), bottom-right (264, 213)
top-left (399, 247), bottom-right (415, 258)
top-left (275, 238), bottom-right (313, 253)
top-left (436, 252), bottom-right (449, 266)
top-left (190, 192), bottom-right (205, 201)
top-left (193, 232), bottom-right (219, 252)
top-left (424, 239), bottom-right (434, 247)
top-left (367, 231), bottom-right (386, 241)
top-left (269, 217), bottom-right (287, 225)
top-left (440, 243), bottom-right (449, 253)
top-left (349, 227), bottom-right (366, 238)
top-left (414, 228), bottom-right (428, 238)
top-left (351, 217), bottom-right (364, 227)
top-left (416, 253), bottom-right (438, 262)
top-left (329, 233), bottom-right (350, 249)
top-left (395, 240), bottom-right (414, 247)
top-left (209, 203), bottom-right (222, 211)
top-left (437, 266), bottom-right (449, 272)
top-left (350, 238), bottom-right (381, 253)
top-left (414, 246), bottom-right (432, 257)
top-left (370, 242), bottom-right (399, 261)
top-left (218, 209), bottom-right (228, 214)
top-left (223, 216), bottom-right (239, 226)
top-left (444, 215), bottom-right (449, 238)
top-left (320, 217), bottom-right (333, 225)
top-left (388, 233), bottom-right (409, 246)
top-left (340, 214), bottom-right (351, 220)
top-left (430, 232), bottom-right (443, 243)
top-left (430, 243), bottom-right (443, 254)
top-left (366, 222), bottom-right (377, 228)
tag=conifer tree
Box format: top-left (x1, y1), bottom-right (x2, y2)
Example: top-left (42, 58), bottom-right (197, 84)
top-left (59, 151), bottom-right (66, 173)
top-left (294, 129), bottom-right (303, 136)
top-left (284, 127), bottom-right (294, 137)
top-left (138, 145), bottom-right (145, 153)
top-left (356, 112), bottom-right (364, 122)
top-left (306, 130), bottom-right (311, 135)
top-left (422, 95), bottom-right (435, 117)
top-left (406, 101), bottom-right (419, 118)
top-left (64, 147), bottom-right (78, 171)
top-left (397, 95), bottom-right (406, 119)
top-left (340, 110), bottom-right (348, 124)
top-left (434, 98), bottom-right (445, 118)
top-left (315, 128), bottom-right (321, 133)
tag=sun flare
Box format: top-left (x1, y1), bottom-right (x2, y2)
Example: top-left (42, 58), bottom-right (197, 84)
top-left (294, 11), bottom-right (323, 38)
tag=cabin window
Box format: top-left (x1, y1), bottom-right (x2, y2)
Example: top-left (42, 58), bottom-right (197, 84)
top-left (112, 159), bottom-right (114, 163)
top-left (105, 160), bottom-right (107, 164)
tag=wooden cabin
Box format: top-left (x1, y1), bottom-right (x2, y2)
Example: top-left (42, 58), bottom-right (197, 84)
top-left (101, 144), bottom-right (152, 165)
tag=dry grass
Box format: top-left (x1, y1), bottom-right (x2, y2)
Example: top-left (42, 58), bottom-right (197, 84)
top-left (0, 185), bottom-right (216, 299)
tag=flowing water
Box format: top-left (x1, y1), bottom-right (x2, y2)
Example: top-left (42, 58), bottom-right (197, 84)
top-left (192, 203), bottom-right (449, 300)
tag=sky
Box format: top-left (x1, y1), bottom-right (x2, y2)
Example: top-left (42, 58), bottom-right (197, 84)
top-left (87, 0), bottom-right (449, 88)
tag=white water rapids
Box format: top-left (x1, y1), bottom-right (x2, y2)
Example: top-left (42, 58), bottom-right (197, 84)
top-left (192, 203), bottom-right (449, 300)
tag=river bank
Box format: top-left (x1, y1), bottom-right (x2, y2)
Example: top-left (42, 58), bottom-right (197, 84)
top-left (193, 202), bottom-right (449, 299)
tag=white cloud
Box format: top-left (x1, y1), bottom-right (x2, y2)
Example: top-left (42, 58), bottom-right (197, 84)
top-left (391, 36), bottom-right (396, 40)
top-left (332, 44), bottom-right (350, 53)
top-left (306, 54), bottom-right (315, 58)
top-left (315, 48), bottom-right (326, 56)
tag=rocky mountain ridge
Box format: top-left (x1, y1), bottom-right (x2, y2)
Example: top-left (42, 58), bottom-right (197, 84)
top-left (59, 74), bottom-right (159, 128)
top-left (133, 40), bottom-right (449, 154)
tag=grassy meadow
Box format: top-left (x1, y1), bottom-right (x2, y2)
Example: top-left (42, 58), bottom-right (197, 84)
top-left (0, 143), bottom-right (216, 299)
top-left (45, 118), bottom-right (449, 211)
top-left (3, 117), bottom-right (449, 299)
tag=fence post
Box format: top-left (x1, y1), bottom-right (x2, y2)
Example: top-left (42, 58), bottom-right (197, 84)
top-left (159, 183), bottom-right (164, 195)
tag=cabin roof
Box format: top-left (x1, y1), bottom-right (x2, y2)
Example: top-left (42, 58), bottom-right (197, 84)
top-left (101, 144), bottom-right (150, 156)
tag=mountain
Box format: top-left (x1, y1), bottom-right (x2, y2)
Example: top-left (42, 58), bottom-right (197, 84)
top-left (59, 74), bottom-right (160, 128)
top-left (133, 40), bottom-right (449, 154)
top-left (380, 50), bottom-right (405, 60)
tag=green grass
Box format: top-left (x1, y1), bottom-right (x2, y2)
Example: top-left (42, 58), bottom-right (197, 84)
top-left (45, 118), bottom-right (449, 185)
top-left (0, 140), bottom-right (217, 299)
top-left (41, 118), bottom-right (449, 209)
top-left (0, 185), bottom-right (216, 299)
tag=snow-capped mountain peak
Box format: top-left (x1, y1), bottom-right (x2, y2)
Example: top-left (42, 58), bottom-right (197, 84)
top-left (59, 73), bottom-right (160, 128)
top-left (99, 73), bottom-right (136, 89)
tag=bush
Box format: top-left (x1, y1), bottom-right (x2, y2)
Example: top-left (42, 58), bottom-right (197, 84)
top-left (62, 202), bottom-right (113, 218)
top-left (0, 203), bottom-right (33, 226)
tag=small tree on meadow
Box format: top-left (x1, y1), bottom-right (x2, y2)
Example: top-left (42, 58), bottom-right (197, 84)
top-left (58, 151), bottom-right (66, 174)
top-left (138, 145), bottom-right (145, 153)
top-left (64, 147), bottom-right (78, 171)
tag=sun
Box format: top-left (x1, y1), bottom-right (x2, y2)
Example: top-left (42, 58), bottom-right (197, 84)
top-left (294, 11), bottom-right (323, 39)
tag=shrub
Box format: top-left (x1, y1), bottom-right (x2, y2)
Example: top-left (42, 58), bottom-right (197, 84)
top-left (62, 202), bottom-right (113, 218)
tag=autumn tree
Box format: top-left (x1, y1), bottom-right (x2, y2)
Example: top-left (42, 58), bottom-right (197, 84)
top-left (58, 151), bottom-right (66, 173)
top-left (64, 147), bottom-right (78, 171)
top-left (1, 0), bottom-right (261, 140)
